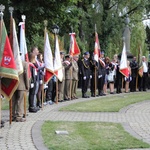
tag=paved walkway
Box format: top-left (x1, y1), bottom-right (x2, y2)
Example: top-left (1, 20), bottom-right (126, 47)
top-left (1, 92), bottom-right (150, 150)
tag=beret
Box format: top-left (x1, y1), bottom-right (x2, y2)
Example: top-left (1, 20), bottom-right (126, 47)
top-left (84, 51), bottom-right (90, 55)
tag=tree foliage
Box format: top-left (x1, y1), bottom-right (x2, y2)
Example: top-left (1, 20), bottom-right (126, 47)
top-left (0, 0), bottom-right (149, 58)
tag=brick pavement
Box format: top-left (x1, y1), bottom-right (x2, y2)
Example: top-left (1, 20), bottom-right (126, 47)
top-left (1, 92), bottom-right (150, 150)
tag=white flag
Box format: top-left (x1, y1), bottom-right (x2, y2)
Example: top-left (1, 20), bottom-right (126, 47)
top-left (12, 19), bottom-right (23, 75)
top-left (54, 35), bottom-right (63, 82)
top-left (44, 31), bottom-right (54, 82)
top-left (119, 43), bottom-right (129, 77)
top-left (19, 22), bottom-right (28, 62)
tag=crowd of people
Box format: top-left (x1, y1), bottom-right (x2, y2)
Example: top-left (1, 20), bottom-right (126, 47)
top-left (2, 46), bottom-right (150, 124)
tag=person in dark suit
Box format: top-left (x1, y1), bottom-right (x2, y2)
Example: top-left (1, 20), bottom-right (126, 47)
top-left (90, 53), bottom-right (98, 97)
top-left (28, 52), bottom-right (38, 113)
top-left (116, 61), bottom-right (123, 93)
top-left (80, 52), bottom-right (91, 98)
top-left (130, 56), bottom-right (138, 92)
top-left (12, 61), bottom-right (29, 122)
top-left (139, 56), bottom-right (148, 91)
top-left (97, 56), bottom-right (106, 96)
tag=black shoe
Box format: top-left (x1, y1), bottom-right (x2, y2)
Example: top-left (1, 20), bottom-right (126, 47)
top-left (58, 100), bottom-right (65, 102)
top-left (1, 120), bottom-right (4, 128)
top-left (64, 98), bottom-right (69, 101)
top-left (29, 107), bottom-right (37, 113)
top-left (99, 93), bottom-right (103, 96)
top-left (82, 95), bottom-right (90, 98)
top-left (110, 92), bottom-right (114, 94)
top-left (91, 94), bottom-right (95, 97)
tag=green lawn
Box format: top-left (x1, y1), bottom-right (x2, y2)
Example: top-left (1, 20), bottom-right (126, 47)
top-left (42, 91), bottom-right (150, 150)
top-left (42, 121), bottom-right (150, 150)
top-left (60, 92), bottom-right (150, 112)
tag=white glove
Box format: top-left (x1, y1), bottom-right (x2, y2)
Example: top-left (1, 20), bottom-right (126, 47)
top-left (44, 84), bottom-right (48, 89)
top-left (83, 76), bottom-right (86, 80)
top-left (30, 83), bottom-right (34, 88)
top-left (98, 75), bottom-right (102, 78)
top-left (90, 75), bottom-right (92, 79)
top-left (40, 80), bottom-right (43, 84)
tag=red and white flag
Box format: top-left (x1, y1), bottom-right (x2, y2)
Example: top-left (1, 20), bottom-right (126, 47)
top-left (19, 22), bottom-right (29, 62)
top-left (119, 43), bottom-right (129, 77)
top-left (69, 33), bottom-right (80, 57)
top-left (0, 19), bottom-right (19, 100)
top-left (54, 35), bottom-right (63, 82)
top-left (44, 31), bottom-right (54, 83)
top-left (94, 32), bottom-right (100, 62)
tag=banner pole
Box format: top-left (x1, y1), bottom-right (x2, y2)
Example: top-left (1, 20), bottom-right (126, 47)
top-left (0, 77), bottom-right (2, 128)
top-left (24, 92), bottom-right (26, 118)
top-left (9, 99), bottom-right (12, 125)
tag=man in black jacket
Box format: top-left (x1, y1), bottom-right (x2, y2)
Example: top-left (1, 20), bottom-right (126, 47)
top-left (80, 52), bottom-right (91, 98)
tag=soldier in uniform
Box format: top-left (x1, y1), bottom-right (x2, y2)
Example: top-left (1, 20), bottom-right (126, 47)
top-left (71, 55), bottom-right (79, 99)
top-left (97, 55), bottom-right (106, 96)
top-left (80, 52), bottom-right (91, 98)
top-left (12, 61), bottom-right (29, 121)
top-left (90, 53), bottom-right (98, 97)
top-left (64, 54), bottom-right (72, 100)
top-left (58, 51), bottom-right (65, 102)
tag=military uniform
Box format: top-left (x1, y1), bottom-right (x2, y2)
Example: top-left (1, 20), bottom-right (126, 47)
top-left (97, 58), bottom-right (106, 96)
top-left (64, 55), bottom-right (72, 100)
top-left (71, 57), bottom-right (79, 99)
top-left (90, 59), bottom-right (98, 97)
top-left (80, 52), bottom-right (91, 98)
top-left (12, 61), bottom-right (29, 121)
top-left (58, 51), bottom-right (65, 102)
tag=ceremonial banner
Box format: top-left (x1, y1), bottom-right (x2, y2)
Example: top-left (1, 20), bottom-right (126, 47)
top-left (19, 22), bottom-right (29, 62)
top-left (44, 31), bottom-right (54, 82)
top-left (138, 46), bottom-right (143, 77)
top-left (19, 21), bottom-right (31, 78)
top-left (119, 43), bottom-right (129, 78)
top-left (94, 32), bottom-right (100, 62)
top-left (0, 20), bottom-right (19, 100)
top-left (54, 35), bottom-right (63, 82)
top-left (9, 18), bottom-right (23, 75)
top-left (69, 33), bottom-right (80, 57)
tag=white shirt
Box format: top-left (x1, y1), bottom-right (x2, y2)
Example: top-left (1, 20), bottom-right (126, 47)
top-left (142, 61), bottom-right (148, 73)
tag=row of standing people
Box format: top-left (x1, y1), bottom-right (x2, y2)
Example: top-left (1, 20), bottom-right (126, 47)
top-left (12, 46), bottom-right (45, 122)
top-left (78, 51), bottom-right (149, 98)
top-left (11, 47), bottom-right (149, 122)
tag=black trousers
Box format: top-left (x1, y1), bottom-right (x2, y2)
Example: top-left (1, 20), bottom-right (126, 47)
top-left (97, 75), bottom-right (105, 94)
top-left (139, 72), bottom-right (148, 91)
top-left (82, 77), bottom-right (90, 95)
top-left (46, 79), bottom-right (56, 102)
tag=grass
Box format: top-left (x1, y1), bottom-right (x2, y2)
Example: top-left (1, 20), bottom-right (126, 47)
top-left (42, 91), bottom-right (150, 150)
top-left (1, 98), bottom-right (9, 110)
top-left (60, 92), bottom-right (150, 112)
top-left (42, 121), bottom-right (150, 150)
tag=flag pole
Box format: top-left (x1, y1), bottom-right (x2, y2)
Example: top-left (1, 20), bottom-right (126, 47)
top-left (0, 4), bottom-right (5, 130)
top-left (9, 6), bottom-right (14, 126)
top-left (52, 26), bottom-right (59, 104)
top-left (42, 20), bottom-right (48, 109)
top-left (70, 26), bottom-right (73, 99)
top-left (21, 15), bottom-right (27, 118)
top-left (94, 24), bottom-right (97, 96)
